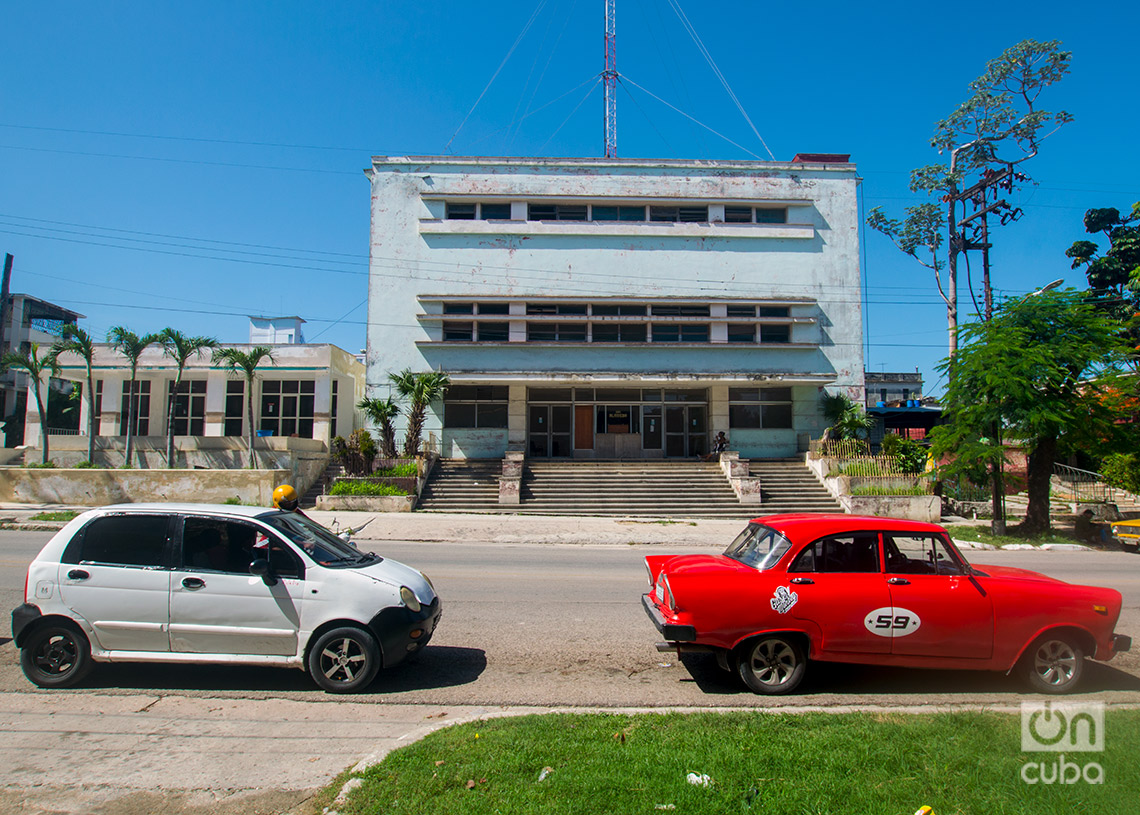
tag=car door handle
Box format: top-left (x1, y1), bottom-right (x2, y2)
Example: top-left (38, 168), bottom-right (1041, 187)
top-left (887, 577), bottom-right (911, 585)
top-left (181, 577), bottom-right (206, 590)
top-left (789, 577), bottom-right (814, 584)
top-left (67, 569), bottom-right (90, 580)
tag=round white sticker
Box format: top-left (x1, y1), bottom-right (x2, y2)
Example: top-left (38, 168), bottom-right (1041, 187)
top-left (864, 607), bottom-right (922, 637)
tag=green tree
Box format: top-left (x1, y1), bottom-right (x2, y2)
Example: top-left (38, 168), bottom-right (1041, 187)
top-left (357, 395), bottom-right (400, 459)
top-left (868, 39), bottom-right (1072, 356)
top-left (108, 326), bottom-right (161, 467)
top-left (1, 343), bottom-right (61, 464)
top-left (159, 328), bottom-right (217, 469)
top-left (930, 290), bottom-right (1122, 535)
top-left (212, 346), bottom-right (276, 468)
top-left (1067, 202), bottom-right (1140, 371)
top-left (53, 324), bottom-right (97, 464)
top-left (389, 369), bottom-right (450, 457)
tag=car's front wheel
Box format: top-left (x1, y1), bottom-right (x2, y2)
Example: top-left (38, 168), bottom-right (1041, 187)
top-left (736, 635), bottom-right (806, 695)
top-left (1023, 635), bottom-right (1085, 694)
top-left (307, 627), bottom-right (381, 693)
top-left (20, 623), bottom-right (93, 689)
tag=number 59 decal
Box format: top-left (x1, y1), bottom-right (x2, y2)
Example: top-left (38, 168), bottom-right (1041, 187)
top-left (864, 607), bottom-right (921, 637)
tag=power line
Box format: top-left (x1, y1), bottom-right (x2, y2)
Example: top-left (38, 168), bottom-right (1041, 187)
top-left (0, 143), bottom-right (361, 176)
top-left (0, 122), bottom-right (380, 154)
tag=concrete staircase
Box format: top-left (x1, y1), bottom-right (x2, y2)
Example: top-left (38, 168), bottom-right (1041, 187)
top-left (300, 460), bottom-right (345, 508)
top-left (416, 459), bottom-right (503, 513)
top-left (416, 457), bottom-right (842, 518)
top-left (516, 460), bottom-right (748, 518)
top-left (750, 458), bottom-right (844, 514)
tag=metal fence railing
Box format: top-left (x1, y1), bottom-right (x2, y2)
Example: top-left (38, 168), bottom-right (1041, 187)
top-left (1052, 463), bottom-right (1109, 504)
top-left (808, 438), bottom-right (871, 458)
top-left (45, 427), bottom-right (82, 436)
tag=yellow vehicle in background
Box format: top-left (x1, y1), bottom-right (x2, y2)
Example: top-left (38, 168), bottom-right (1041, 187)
top-left (1112, 520), bottom-right (1140, 552)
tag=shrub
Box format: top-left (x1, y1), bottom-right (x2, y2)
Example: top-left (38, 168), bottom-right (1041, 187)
top-left (1101, 453), bottom-right (1140, 495)
top-left (840, 461), bottom-right (891, 477)
top-left (335, 429), bottom-right (379, 476)
top-left (23, 461), bottom-right (56, 468)
top-left (73, 460), bottom-right (95, 469)
top-left (329, 479), bottom-right (409, 497)
top-left (881, 435), bottom-right (928, 474)
top-left (374, 462), bottom-right (417, 478)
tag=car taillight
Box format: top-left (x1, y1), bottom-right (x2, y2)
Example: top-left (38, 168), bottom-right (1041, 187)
top-left (656, 575), bottom-right (675, 611)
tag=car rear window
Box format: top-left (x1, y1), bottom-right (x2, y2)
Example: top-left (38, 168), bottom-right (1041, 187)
top-left (723, 523), bottom-right (792, 571)
top-left (63, 514), bottom-right (172, 567)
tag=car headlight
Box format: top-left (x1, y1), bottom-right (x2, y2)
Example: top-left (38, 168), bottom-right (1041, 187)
top-left (400, 586), bottom-right (422, 613)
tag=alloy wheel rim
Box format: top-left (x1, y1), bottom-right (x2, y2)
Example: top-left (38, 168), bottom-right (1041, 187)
top-left (1034, 640), bottom-right (1076, 685)
top-left (750, 640), bottom-right (796, 686)
top-left (320, 637), bottom-right (366, 683)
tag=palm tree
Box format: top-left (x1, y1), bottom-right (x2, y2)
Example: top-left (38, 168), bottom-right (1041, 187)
top-left (820, 392), bottom-right (875, 441)
top-left (53, 324), bottom-right (97, 464)
top-left (109, 326), bottom-right (161, 467)
top-left (357, 395), bottom-right (400, 459)
top-left (212, 346), bottom-right (276, 468)
top-left (389, 369), bottom-right (450, 457)
top-left (2, 343), bottom-right (61, 464)
top-left (159, 328), bottom-right (217, 468)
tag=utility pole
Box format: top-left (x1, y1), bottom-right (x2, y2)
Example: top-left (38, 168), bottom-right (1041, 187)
top-left (949, 164), bottom-right (1025, 536)
top-left (603, 0), bottom-right (617, 158)
top-left (0, 254), bottom-right (12, 423)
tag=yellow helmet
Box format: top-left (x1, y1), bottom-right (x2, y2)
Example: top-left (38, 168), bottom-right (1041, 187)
top-left (273, 484), bottom-right (299, 511)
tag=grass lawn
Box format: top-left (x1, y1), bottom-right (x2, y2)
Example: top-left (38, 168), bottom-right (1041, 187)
top-left (947, 525), bottom-right (1075, 548)
top-left (28, 510), bottom-right (80, 522)
top-left (331, 710), bottom-right (1139, 814)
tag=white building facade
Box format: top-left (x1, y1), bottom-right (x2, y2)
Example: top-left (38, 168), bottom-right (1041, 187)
top-left (366, 155), bottom-right (864, 460)
top-left (35, 343), bottom-right (365, 468)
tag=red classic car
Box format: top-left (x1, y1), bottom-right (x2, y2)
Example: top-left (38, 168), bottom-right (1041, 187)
top-left (643, 514), bottom-right (1131, 694)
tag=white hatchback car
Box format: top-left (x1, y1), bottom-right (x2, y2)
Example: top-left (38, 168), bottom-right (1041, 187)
top-left (12, 503), bottom-right (441, 693)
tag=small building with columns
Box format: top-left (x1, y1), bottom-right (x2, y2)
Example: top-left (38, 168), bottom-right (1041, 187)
top-left (23, 342), bottom-right (364, 472)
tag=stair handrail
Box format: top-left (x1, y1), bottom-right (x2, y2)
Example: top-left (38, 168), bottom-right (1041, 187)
top-left (1051, 462), bottom-right (1138, 506)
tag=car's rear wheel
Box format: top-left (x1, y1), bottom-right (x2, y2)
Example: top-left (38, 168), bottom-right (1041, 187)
top-left (20, 623), bottom-right (93, 689)
top-left (736, 635), bottom-right (806, 695)
top-left (1023, 635), bottom-right (1085, 694)
top-left (307, 627), bottom-right (381, 693)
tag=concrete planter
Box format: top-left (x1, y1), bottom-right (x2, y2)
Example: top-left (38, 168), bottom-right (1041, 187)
top-left (0, 468), bottom-right (290, 506)
top-left (315, 494), bottom-right (416, 512)
top-left (840, 494), bottom-right (941, 523)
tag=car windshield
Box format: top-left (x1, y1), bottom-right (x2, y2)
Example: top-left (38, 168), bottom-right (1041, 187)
top-left (260, 512), bottom-right (379, 568)
top-left (723, 523), bottom-right (793, 571)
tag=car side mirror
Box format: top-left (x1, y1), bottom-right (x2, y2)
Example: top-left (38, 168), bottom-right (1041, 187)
top-left (249, 558), bottom-right (277, 586)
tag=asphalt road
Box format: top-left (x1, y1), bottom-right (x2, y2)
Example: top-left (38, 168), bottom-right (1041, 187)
top-left (3, 531), bottom-right (1139, 706)
top-left (2, 531), bottom-right (1139, 814)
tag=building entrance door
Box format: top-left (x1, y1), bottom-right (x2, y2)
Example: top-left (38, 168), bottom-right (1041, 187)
top-left (665, 405), bottom-right (707, 457)
top-left (574, 405), bottom-right (593, 451)
top-left (528, 404), bottom-right (572, 457)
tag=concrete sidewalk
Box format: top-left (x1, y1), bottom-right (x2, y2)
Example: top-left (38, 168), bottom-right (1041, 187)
top-left (0, 503), bottom-right (750, 546)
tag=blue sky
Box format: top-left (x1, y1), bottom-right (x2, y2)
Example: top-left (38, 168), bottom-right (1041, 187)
top-left (2, 2), bottom-right (1136, 394)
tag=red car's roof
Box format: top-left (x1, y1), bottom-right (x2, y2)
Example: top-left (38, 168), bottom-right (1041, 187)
top-left (747, 513), bottom-right (946, 543)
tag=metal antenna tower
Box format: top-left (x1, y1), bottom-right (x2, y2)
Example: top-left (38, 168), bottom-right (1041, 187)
top-left (603, 0), bottom-right (617, 157)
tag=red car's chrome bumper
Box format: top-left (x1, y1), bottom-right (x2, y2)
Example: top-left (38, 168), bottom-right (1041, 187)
top-left (642, 593), bottom-right (697, 642)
